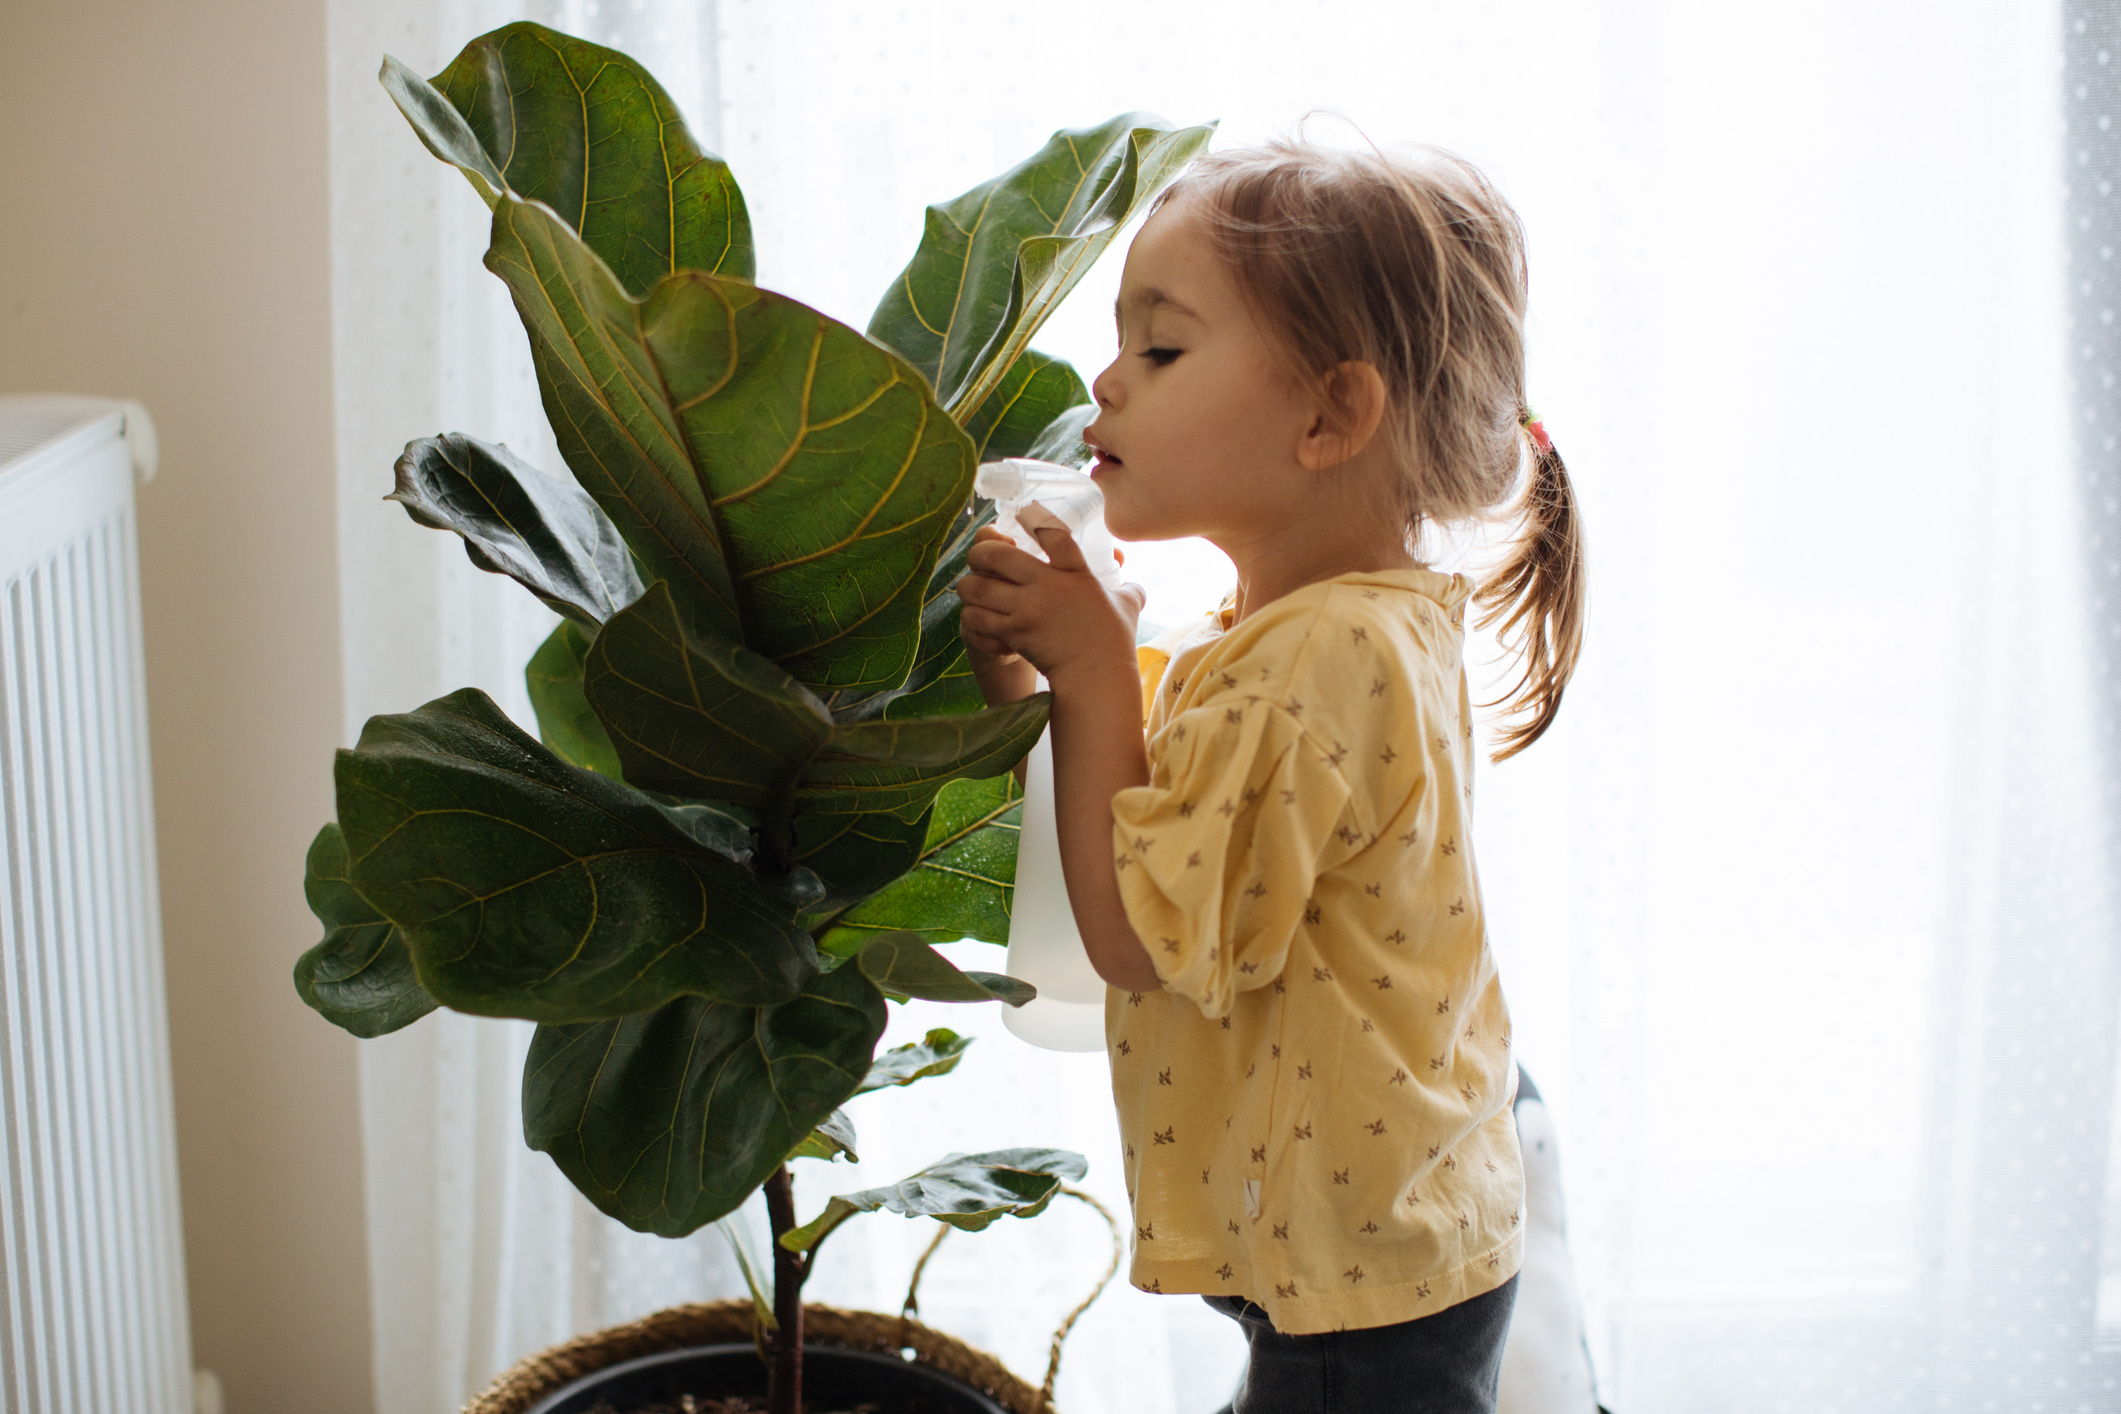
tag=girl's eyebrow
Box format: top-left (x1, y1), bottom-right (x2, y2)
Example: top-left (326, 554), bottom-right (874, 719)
top-left (1116, 286), bottom-right (1203, 321)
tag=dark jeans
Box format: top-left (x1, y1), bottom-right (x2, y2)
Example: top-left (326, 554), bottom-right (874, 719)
top-left (1204, 1275), bottom-right (1518, 1414)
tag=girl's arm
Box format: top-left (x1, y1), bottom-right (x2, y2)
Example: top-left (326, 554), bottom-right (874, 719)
top-left (957, 527), bottom-right (1162, 992)
top-left (1044, 651), bottom-right (1159, 991)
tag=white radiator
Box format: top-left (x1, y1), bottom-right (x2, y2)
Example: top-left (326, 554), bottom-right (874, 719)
top-left (0, 396), bottom-right (192, 1413)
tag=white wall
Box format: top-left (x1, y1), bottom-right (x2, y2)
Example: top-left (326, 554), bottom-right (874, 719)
top-left (0, 1), bottom-right (374, 1410)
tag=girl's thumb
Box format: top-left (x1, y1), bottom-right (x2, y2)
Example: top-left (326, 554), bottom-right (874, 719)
top-left (1030, 522), bottom-right (1087, 571)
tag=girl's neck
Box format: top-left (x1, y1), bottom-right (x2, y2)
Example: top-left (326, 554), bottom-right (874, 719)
top-left (1207, 442), bottom-right (1421, 622)
top-left (1216, 518), bottom-right (1420, 623)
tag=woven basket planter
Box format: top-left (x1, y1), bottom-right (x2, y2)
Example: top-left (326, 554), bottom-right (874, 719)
top-left (462, 1299), bottom-right (1046, 1414)
top-left (464, 1188), bottom-right (1121, 1414)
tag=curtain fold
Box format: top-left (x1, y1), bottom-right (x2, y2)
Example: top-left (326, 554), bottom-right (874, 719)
top-left (2062, 0), bottom-right (2121, 1364)
top-left (324, 1), bottom-right (2121, 1409)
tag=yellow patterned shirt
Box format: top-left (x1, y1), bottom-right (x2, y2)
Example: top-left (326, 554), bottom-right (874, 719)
top-left (1106, 568), bottom-right (1523, 1335)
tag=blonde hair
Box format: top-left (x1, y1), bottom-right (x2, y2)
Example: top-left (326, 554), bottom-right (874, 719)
top-left (1157, 138), bottom-right (1585, 760)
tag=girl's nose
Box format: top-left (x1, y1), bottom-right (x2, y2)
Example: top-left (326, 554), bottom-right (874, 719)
top-left (1091, 354), bottom-right (1126, 411)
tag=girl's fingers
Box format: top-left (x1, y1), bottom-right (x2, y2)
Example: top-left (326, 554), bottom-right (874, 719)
top-left (1030, 524), bottom-right (1088, 572)
top-left (965, 538), bottom-right (1046, 582)
top-left (954, 572), bottom-right (1028, 622)
top-left (959, 604), bottom-right (1014, 648)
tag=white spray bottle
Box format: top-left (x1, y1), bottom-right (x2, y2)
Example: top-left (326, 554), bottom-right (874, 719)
top-left (972, 458), bottom-right (1124, 1052)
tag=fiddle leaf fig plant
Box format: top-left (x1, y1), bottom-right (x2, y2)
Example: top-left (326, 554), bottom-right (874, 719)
top-left (295, 20), bottom-right (1210, 1411)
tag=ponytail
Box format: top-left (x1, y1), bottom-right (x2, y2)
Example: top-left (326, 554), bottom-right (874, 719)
top-left (1474, 424), bottom-right (1585, 762)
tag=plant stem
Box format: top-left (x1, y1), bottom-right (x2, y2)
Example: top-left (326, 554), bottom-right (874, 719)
top-left (760, 806), bottom-right (793, 877)
top-left (764, 1165), bottom-right (806, 1414)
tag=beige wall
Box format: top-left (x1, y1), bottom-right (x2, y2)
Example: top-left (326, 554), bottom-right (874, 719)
top-left (0, 2), bottom-right (374, 1411)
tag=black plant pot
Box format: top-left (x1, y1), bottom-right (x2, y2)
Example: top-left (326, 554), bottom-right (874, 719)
top-left (524, 1342), bottom-right (1013, 1414)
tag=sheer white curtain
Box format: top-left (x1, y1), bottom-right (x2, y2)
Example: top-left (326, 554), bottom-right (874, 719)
top-left (327, 1), bottom-right (2119, 1410)
top-left (326, 4), bottom-right (747, 1412)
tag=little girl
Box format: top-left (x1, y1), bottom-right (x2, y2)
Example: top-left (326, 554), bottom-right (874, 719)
top-left (955, 138), bottom-right (1583, 1414)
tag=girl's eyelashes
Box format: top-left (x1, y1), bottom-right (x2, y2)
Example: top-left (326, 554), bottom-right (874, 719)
top-left (1140, 347), bottom-right (1183, 367)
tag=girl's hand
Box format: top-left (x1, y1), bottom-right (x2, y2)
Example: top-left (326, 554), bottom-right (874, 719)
top-left (956, 526), bottom-right (1145, 692)
top-left (957, 528), bottom-right (1039, 706)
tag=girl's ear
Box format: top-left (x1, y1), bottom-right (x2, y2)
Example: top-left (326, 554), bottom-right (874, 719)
top-left (1297, 361), bottom-right (1389, 472)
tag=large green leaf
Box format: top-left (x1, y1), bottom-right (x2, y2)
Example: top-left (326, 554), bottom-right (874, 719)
top-left (294, 822), bottom-right (438, 1038)
top-left (381, 22), bottom-right (752, 293)
top-left (791, 806), bottom-right (932, 913)
top-left (489, 195), bottom-right (978, 695)
top-left (525, 620), bottom-right (624, 777)
top-left (583, 579), bottom-right (1047, 835)
top-left (643, 269), bottom-right (975, 693)
top-left (868, 114), bottom-right (1214, 423)
top-left (876, 606), bottom-right (985, 723)
top-left (525, 960), bottom-right (887, 1236)
top-left (778, 1148), bottom-right (1087, 1255)
top-left (495, 200), bottom-right (744, 648)
top-left (583, 581), bottom-right (834, 807)
top-left (856, 932), bottom-right (1034, 1007)
top-left (819, 775), bottom-right (1021, 955)
top-left (827, 499), bottom-right (996, 726)
top-left (335, 688), bottom-right (816, 1023)
top-left (799, 698), bottom-right (1048, 819)
top-left (390, 433), bottom-right (643, 628)
top-left (821, 398), bottom-right (1092, 732)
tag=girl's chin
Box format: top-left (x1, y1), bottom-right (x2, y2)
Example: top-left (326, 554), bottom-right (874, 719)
top-left (1099, 497), bottom-right (1145, 542)
top-left (1098, 476), bottom-right (1187, 543)
top-left (1108, 513), bottom-right (1176, 543)
top-left (1091, 471), bottom-right (1129, 521)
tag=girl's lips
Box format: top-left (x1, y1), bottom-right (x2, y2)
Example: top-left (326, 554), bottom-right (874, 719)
top-left (1082, 422), bottom-right (1119, 474)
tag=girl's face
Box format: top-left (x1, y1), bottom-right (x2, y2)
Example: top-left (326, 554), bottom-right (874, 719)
top-left (1084, 201), bottom-right (1319, 545)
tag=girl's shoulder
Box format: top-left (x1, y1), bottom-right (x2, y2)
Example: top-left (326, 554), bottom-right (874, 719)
top-left (1290, 567), bottom-right (1472, 640)
top-left (1195, 568), bottom-right (1469, 668)
top-left (1143, 569), bottom-right (1472, 729)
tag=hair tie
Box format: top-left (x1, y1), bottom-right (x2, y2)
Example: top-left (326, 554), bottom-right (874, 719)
top-left (1519, 406), bottom-right (1552, 454)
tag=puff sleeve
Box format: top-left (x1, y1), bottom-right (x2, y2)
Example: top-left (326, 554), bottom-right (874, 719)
top-left (1111, 686), bottom-right (1358, 1019)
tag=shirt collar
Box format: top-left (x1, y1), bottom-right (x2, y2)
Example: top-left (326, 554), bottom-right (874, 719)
top-left (1207, 567), bottom-right (1472, 632)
